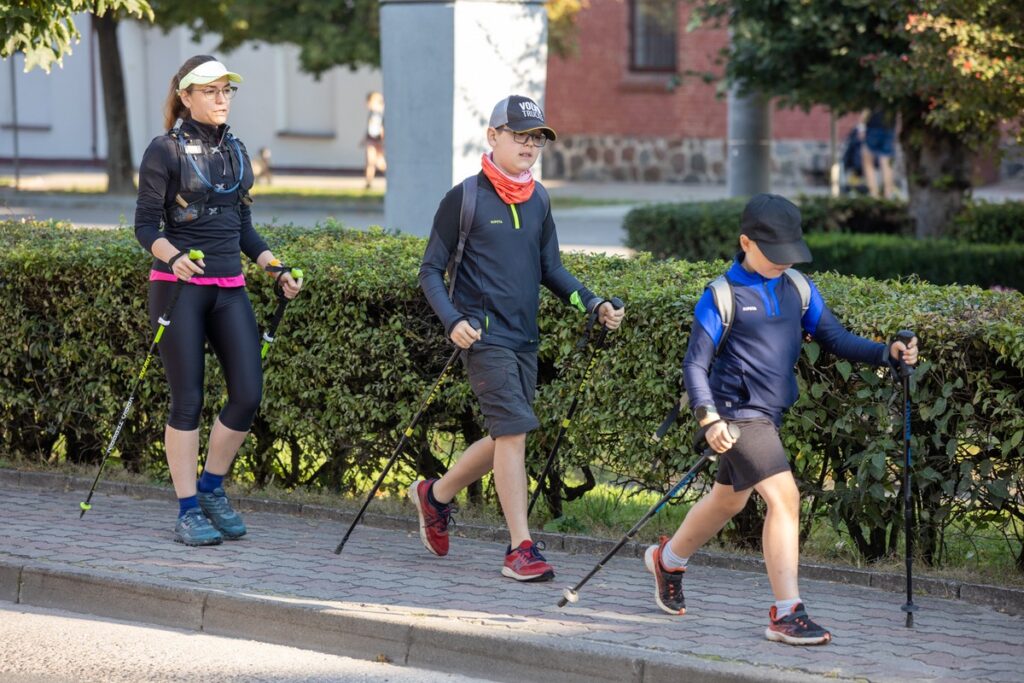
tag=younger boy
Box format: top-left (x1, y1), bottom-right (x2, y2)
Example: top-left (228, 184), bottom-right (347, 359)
top-left (645, 193), bottom-right (917, 644)
top-left (413, 95), bottom-right (625, 581)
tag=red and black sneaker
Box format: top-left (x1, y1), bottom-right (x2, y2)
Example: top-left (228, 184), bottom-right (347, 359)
top-left (502, 540), bottom-right (555, 582)
top-left (408, 479), bottom-right (455, 557)
top-left (643, 535), bottom-right (686, 615)
top-left (765, 603), bottom-right (832, 646)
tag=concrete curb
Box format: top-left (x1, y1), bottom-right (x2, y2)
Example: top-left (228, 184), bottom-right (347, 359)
top-left (4, 467), bottom-right (1022, 616)
top-left (0, 558), bottom-right (834, 683)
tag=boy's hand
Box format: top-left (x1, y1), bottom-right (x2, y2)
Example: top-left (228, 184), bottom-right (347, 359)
top-left (890, 335), bottom-right (919, 366)
top-left (598, 301), bottom-right (625, 330)
top-left (450, 320), bottom-right (482, 349)
top-left (704, 420), bottom-right (738, 454)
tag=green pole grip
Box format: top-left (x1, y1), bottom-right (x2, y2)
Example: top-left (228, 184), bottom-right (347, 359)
top-left (292, 268), bottom-right (304, 280)
top-left (188, 249), bottom-right (204, 260)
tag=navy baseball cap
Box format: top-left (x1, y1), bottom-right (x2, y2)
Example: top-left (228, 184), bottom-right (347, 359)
top-left (740, 193), bottom-right (813, 264)
top-left (489, 95), bottom-right (557, 141)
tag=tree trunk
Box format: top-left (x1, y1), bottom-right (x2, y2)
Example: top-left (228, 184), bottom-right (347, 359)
top-left (92, 14), bottom-right (135, 195)
top-left (900, 111), bottom-right (974, 238)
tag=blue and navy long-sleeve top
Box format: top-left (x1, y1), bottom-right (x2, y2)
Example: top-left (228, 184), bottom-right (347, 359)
top-left (683, 255), bottom-right (891, 426)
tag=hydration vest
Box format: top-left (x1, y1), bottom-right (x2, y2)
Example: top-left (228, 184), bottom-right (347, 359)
top-left (166, 118), bottom-right (252, 226)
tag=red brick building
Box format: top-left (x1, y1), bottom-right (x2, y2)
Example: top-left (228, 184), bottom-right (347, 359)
top-left (544, 0), bottom-right (859, 184)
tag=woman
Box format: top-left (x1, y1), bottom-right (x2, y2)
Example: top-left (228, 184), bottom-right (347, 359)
top-left (134, 55), bottom-right (302, 546)
top-left (363, 91), bottom-right (386, 189)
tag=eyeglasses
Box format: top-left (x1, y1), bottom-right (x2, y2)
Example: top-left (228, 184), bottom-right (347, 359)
top-left (192, 86), bottom-right (239, 101)
top-left (500, 127), bottom-right (548, 148)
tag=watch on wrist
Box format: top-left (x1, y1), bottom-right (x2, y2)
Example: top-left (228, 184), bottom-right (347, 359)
top-left (695, 404), bottom-right (719, 422)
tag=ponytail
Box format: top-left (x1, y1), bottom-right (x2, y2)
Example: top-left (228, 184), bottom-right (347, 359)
top-left (162, 54), bottom-right (217, 131)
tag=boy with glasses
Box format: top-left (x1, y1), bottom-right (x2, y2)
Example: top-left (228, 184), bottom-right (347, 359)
top-left (413, 95), bottom-right (625, 581)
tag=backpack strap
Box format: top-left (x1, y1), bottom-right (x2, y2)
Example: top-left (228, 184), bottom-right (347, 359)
top-left (783, 268), bottom-right (812, 317)
top-left (446, 174), bottom-right (478, 300)
top-left (709, 271), bottom-right (810, 355)
top-left (708, 275), bottom-right (735, 357)
top-left (533, 181), bottom-right (551, 219)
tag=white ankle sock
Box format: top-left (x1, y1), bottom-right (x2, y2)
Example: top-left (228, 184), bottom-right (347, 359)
top-left (774, 598), bottom-right (802, 616)
top-left (660, 543), bottom-right (688, 570)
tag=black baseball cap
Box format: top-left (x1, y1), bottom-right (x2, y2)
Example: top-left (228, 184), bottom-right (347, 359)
top-left (489, 95), bottom-right (557, 141)
top-left (740, 193), bottom-right (813, 264)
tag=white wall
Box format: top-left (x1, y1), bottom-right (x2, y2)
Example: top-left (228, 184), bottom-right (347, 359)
top-left (1, 15), bottom-right (381, 171)
top-left (381, 0), bottom-right (548, 234)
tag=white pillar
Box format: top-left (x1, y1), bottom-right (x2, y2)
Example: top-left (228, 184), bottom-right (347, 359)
top-left (380, 0), bottom-right (547, 234)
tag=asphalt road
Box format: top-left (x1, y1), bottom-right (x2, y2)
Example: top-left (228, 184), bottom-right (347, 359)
top-left (0, 602), bottom-right (494, 683)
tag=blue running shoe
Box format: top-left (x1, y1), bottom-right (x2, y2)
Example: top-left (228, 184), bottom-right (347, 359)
top-left (197, 487), bottom-right (247, 539)
top-left (174, 508), bottom-right (223, 546)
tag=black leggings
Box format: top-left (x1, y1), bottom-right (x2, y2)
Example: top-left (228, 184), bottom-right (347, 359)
top-left (149, 281), bottom-right (262, 432)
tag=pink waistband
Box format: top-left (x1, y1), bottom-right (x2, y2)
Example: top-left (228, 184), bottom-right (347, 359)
top-left (149, 270), bottom-right (246, 287)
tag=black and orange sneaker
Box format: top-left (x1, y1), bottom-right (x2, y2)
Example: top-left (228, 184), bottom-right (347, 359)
top-left (502, 540), bottom-right (555, 582)
top-left (765, 603), bottom-right (832, 646)
top-left (643, 535), bottom-right (686, 615)
top-left (408, 479), bottom-right (455, 556)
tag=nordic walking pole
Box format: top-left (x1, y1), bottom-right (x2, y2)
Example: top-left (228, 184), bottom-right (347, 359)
top-left (559, 423), bottom-right (740, 607)
top-left (334, 320), bottom-right (480, 555)
top-left (80, 249), bottom-right (204, 518)
top-left (895, 329), bottom-right (917, 627)
top-left (528, 297), bottom-right (624, 517)
top-left (260, 260), bottom-right (304, 360)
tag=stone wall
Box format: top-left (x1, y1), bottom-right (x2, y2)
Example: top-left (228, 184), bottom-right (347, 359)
top-left (544, 134), bottom-right (837, 187)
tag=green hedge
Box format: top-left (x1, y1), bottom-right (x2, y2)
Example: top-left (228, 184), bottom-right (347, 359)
top-left (622, 195), bottom-right (916, 262)
top-left (3, 220), bottom-right (1024, 569)
top-left (803, 233), bottom-right (1024, 291)
top-left (797, 195), bottom-right (915, 236)
top-left (949, 200), bottom-right (1024, 244)
top-left (624, 198), bottom-right (1024, 288)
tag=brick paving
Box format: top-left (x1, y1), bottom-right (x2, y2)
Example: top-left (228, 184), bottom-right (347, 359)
top-left (1, 482), bottom-right (1022, 682)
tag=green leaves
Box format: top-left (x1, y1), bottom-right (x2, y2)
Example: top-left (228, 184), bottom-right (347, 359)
top-left (1, 0), bottom-right (153, 72)
top-left (148, 0), bottom-right (379, 74)
top-left (3, 218), bottom-right (1023, 571)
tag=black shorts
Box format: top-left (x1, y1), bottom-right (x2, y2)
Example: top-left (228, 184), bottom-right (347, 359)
top-left (463, 344), bottom-right (539, 438)
top-left (715, 419), bottom-right (792, 491)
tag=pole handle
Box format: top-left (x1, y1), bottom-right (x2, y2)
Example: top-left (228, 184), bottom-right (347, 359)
top-left (894, 330), bottom-right (916, 379)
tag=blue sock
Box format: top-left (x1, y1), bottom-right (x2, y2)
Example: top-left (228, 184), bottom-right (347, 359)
top-left (197, 470), bottom-right (224, 493)
top-left (178, 495), bottom-right (199, 517)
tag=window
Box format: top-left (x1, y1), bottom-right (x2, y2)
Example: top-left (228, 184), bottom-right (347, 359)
top-left (629, 0), bottom-right (678, 72)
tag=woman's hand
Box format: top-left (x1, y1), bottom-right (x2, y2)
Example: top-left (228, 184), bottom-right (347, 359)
top-left (278, 270), bottom-right (303, 300)
top-left (169, 250), bottom-right (204, 281)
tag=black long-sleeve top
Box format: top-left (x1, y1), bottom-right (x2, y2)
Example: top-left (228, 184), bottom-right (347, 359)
top-left (419, 173), bottom-right (599, 351)
top-left (134, 118), bottom-right (268, 277)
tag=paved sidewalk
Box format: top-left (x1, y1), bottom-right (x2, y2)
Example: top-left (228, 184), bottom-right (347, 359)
top-left (1, 477), bottom-right (1022, 683)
